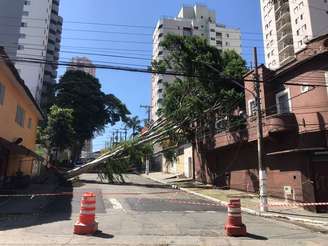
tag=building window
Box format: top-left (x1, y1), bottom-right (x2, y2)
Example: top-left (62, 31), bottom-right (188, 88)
top-left (18, 45), bottom-right (24, 50)
top-left (21, 22), bottom-right (27, 27)
top-left (158, 33), bottom-right (163, 38)
top-left (15, 105), bottom-right (25, 127)
top-left (325, 72), bottom-right (328, 95)
top-left (302, 24), bottom-right (307, 31)
top-left (300, 14), bottom-right (303, 20)
top-left (158, 24), bottom-right (163, 29)
top-left (22, 11), bottom-right (29, 16)
top-left (28, 118), bottom-right (32, 129)
top-left (210, 37), bottom-right (215, 40)
top-left (194, 26), bottom-right (198, 30)
top-left (301, 84), bottom-right (310, 93)
top-left (276, 89), bottom-right (291, 114)
top-left (248, 99), bottom-right (256, 116)
top-left (158, 79), bottom-right (162, 84)
top-left (19, 33), bottom-right (26, 39)
top-left (226, 33), bottom-right (230, 38)
top-left (210, 28), bottom-right (215, 32)
top-left (0, 82), bottom-right (5, 105)
top-left (24, 0), bottom-right (31, 5)
top-left (225, 41), bottom-right (229, 46)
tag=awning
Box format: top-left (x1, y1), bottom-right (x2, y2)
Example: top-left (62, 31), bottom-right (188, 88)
top-left (0, 137), bottom-right (44, 161)
top-left (266, 147), bottom-right (328, 156)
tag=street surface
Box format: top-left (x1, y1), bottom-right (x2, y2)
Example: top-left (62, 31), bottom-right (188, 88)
top-left (0, 173), bottom-right (327, 245)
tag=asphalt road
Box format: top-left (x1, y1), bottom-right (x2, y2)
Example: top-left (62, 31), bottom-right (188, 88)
top-left (0, 173), bottom-right (327, 245)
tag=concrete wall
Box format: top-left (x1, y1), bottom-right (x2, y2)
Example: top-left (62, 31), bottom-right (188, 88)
top-left (0, 0), bottom-right (24, 59)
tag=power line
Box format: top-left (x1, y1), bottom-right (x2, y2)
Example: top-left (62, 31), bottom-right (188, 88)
top-left (2, 55), bottom-right (327, 89)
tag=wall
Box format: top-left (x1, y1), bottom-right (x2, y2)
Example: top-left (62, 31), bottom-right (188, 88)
top-left (0, 0), bottom-right (24, 59)
top-left (0, 65), bottom-right (39, 150)
top-left (15, 0), bottom-right (53, 100)
top-left (0, 62), bottom-right (41, 175)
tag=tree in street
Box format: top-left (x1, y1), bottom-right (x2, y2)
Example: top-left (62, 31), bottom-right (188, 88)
top-left (125, 116), bottom-right (142, 138)
top-left (55, 70), bottom-right (130, 161)
top-left (152, 34), bottom-right (248, 182)
top-left (37, 105), bottom-right (75, 162)
top-left (98, 140), bottom-right (153, 183)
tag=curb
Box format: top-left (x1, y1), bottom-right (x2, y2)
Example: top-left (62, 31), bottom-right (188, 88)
top-left (142, 174), bottom-right (328, 229)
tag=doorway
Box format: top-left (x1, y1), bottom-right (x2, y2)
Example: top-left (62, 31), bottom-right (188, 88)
top-left (313, 161), bottom-right (328, 213)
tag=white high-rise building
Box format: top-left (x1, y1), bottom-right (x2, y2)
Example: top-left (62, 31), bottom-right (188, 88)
top-left (260, 0), bottom-right (328, 70)
top-left (0, 0), bottom-right (63, 105)
top-left (151, 4), bottom-right (242, 121)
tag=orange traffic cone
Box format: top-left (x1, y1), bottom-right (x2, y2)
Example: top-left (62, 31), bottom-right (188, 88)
top-left (74, 192), bottom-right (98, 235)
top-left (224, 199), bottom-right (247, 236)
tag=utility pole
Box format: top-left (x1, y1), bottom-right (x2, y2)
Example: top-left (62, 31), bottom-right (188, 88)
top-left (199, 57), bottom-right (268, 212)
top-left (140, 105), bottom-right (152, 123)
top-left (253, 47), bottom-right (268, 212)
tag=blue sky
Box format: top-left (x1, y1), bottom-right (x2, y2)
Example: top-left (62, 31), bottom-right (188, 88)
top-left (58, 0), bottom-right (264, 151)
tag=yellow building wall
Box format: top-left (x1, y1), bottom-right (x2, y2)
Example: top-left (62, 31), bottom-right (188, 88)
top-left (0, 64), bottom-right (41, 176)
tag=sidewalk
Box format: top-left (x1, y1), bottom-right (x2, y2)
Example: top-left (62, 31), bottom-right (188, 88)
top-left (142, 172), bottom-right (328, 230)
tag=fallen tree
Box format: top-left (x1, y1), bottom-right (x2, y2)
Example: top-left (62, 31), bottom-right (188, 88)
top-left (63, 117), bottom-right (176, 179)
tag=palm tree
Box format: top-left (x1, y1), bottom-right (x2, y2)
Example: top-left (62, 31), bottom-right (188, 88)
top-left (126, 116), bottom-right (142, 138)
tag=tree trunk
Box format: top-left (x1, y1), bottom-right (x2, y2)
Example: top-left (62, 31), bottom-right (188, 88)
top-left (71, 142), bottom-right (83, 162)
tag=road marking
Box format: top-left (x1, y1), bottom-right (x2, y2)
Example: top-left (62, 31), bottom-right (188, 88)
top-left (110, 198), bottom-right (124, 210)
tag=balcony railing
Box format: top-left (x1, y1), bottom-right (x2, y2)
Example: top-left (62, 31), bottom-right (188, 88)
top-left (266, 112), bottom-right (298, 134)
top-left (274, 0), bottom-right (289, 13)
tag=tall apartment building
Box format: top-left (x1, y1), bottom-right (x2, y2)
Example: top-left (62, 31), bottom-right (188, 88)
top-left (67, 57), bottom-right (96, 77)
top-left (0, 0), bottom-right (63, 105)
top-left (260, 0), bottom-right (328, 70)
top-left (151, 4), bottom-right (242, 121)
top-left (67, 57), bottom-right (96, 156)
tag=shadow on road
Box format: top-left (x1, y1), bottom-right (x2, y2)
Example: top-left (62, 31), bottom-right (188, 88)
top-left (92, 230), bottom-right (114, 239)
top-left (79, 179), bottom-right (173, 189)
top-left (245, 233), bottom-right (268, 240)
top-left (0, 171), bottom-right (73, 231)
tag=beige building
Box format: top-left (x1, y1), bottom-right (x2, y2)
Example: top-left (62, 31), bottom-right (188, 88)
top-left (260, 0), bottom-right (328, 69)
top-left (151, 4), bottom-right (242, 121)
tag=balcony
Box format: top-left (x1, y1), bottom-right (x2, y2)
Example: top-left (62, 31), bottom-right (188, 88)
top-left (277, 31), bottom-right (292, 43)
top-left (279, 44), bottom-right (294, 64)
top-left (276, 17), bottom-right (291, 33)
top-left (266, 112), bottom-right (298, 134)
top-left (274, 0), bottom-right (289, 13)
top-left (275, 9), bottom-right (290, 25)
top-left (211, 112), bottom-right (298, 149)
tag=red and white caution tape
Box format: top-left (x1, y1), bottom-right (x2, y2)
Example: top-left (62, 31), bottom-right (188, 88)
top-left (268, 202), bottom-right (328, 208)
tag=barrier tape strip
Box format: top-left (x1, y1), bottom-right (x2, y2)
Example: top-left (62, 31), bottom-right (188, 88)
top-left (1, 190), bottom-right (327, 208)
top-left (0, 190), bottom-right (180, 198)
top-left (267, 202), bottom-right (328, 207)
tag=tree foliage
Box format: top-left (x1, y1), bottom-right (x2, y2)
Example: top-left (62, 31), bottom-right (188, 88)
top-left (98, 141), bottom-right (153, 183)
top-left (125, 116), bottom-right (142, 137)
top-left (55, 70), bottom-right (130, 160)
top-left (152, 34), bottom-right (247, 143)
top-left (37, 105), bottom-right (75, 160)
